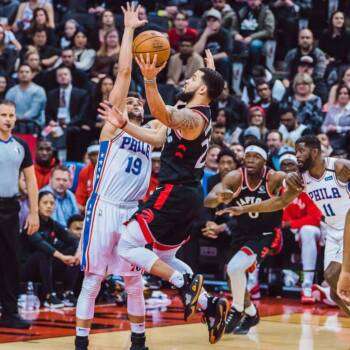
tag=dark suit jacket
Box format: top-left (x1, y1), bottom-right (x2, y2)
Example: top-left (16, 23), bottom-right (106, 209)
top-left (45, 87), bottom-right (90, 126)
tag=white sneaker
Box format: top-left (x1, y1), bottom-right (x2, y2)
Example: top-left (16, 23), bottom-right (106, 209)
top-left (312, 284), bottom-right (337, 306)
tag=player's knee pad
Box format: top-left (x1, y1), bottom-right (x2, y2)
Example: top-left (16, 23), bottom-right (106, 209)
top-left (124, 275), bottom-right (145, 317)
top-left (76, 273), bottom-right (103, 320)
top-left (227, 250), bottom-right (256, 276)
top-left (156, 249), bottom-right (193, 275)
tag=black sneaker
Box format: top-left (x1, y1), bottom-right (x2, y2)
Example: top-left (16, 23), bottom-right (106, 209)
top-left (202, 297), bottom-right (229, 344)
top-left (75, 335), bottom-right (89, 350)
top-left (62, 290), bottom-right (77, 307)
top-left (234, 309), bottom-right (260, 335)
top-left (225, 307), bottom-right (243, 334)
top-left (130, 332), bottom-right (149, 350)
top-left (44, 292), bottom-right (64, 309)
top-left (179, 274), bottom-right (204, 321)
top-left (0, 313), bottom-right (31, 329)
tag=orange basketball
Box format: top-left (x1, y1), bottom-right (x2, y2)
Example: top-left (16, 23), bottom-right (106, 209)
top-left (133, 30), bottom-right (170, 67)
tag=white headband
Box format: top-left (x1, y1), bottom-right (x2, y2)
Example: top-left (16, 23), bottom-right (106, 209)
top-left (245, 145), bottom-right (267, 160)
top-left (87, 145), bottom-right (100, 154)
top-left (279, 153), bottom-right (297, 165)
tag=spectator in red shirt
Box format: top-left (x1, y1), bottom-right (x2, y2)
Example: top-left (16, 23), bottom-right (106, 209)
top-left (168, 11), bottom-right (198, 51)
top-left (144, 152), bottom-right (161, 202)
top-left (75, 144), bottom-right (99, 212)
top-left (34, 139), bottom-right (58, 189)
top-left (280, 153), bottom-right (323, 305)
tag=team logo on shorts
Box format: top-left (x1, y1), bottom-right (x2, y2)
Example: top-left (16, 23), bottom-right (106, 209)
top-left (140, 209), bottom-right (154, 223)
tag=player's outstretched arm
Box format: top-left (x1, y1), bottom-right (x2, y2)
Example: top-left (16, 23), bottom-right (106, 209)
top-left (98, 102), bottom-right (166, 148)
top-left (204, 170), bottom-right (242, 208)
top-left (337, 209), bottom-right (350, 303)
top-left (100, 3), bottom-right (146, 142)
top-left (217, 172), bottom-right (303, 216)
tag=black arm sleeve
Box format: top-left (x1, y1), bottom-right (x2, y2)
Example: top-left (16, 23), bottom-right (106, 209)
top-left (14, 137), bottom-right (33, 170)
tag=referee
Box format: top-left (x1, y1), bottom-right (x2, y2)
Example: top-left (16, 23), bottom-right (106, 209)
top-left (0, 100), bottom-right (39, 328)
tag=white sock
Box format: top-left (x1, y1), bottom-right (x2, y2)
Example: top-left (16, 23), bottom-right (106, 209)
top-left (169, 271), bottom-right (184, 288)
top-left (76, 326), bottom-right (90, 337)
top-left (130, 322), bottom-right (145, 334)
top-left (245, 303), bottom-right (257, 317)
top-left (198, 292), bottom-right (208, 310)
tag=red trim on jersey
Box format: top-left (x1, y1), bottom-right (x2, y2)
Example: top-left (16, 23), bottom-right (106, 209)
top-left (153, 184), bottom-right (174, 210)
top-left (175, 152), bottom-right (184, 158)
top-left (85, 196), bottom-right (100, 272)
top-left (134, 214), bottom-right (187, 251)
top-left (244, 166), bottom-right (266, 192)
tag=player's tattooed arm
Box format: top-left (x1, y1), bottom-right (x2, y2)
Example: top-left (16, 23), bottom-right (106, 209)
top-left (336, 159), bottom-right (350, 183)
top-left (165, 106), bottom-right (205, 134)
top-left (204, 170), bottom-right (242, 208)
top-left (217, 171), bottom-right (303, 216)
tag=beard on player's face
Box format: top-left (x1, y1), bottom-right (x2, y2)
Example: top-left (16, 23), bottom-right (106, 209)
top-left (176, 89), bottom-right (196, 103)
top-left (298, 154), bottom-right (313, 172)
top-left (128, 110), bottom-right (143, 124)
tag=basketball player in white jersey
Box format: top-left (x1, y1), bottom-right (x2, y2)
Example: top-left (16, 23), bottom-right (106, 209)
top-left (219, 135), bottom-right (350, 316)
top-left (75, 4), bottom-right (166, 350)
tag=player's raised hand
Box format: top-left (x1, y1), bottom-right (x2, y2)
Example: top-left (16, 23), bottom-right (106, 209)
top-left (98, 101), bottom-right (129, 129)
top-left (135, 53), bottom-right (167, 80)
top-left (285, 172), bottom-right (304, 192)
top-left (337, 270), bottom-right (350, 304)
top-left (122, 2), bottom-right (147, 29)
top-left (204, 49), bottom-right (215, 70)
top-left (217, 206), bottom-right (244, 217)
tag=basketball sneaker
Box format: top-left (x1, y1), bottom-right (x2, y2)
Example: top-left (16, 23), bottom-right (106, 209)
top-left (301, 287), bottom-right (316, 305)
top-left (224, 307), bottom-right (243, 334)
top-left (234, 309), bottom-right (260, 335)
top-left (75, 335), bottom-right (88, 350)
top-left (202, 296), bottom-right (229, 344)
top-left (62, 290), bottom-right (77, 307)
top-left (179, 274), bottom-right (204, 321)
top-left (44, 292), bottom-right (64, 309)
top-left (130, 333), bottom-right (149, 350)
top-left (312, 284), bottom-right (337, 306)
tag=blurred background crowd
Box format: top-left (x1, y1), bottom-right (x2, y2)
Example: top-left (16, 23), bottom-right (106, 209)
top-left (1, 0), bottom-right (350, 309)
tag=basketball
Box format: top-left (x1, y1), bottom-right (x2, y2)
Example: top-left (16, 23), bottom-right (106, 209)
top-left (133, 30), bottom-right (170, 67)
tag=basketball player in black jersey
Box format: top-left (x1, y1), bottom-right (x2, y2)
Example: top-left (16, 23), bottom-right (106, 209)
top-left (102, 51), bottom-right (227, 343)
top-left (205, 140), bottom-right (285, 334)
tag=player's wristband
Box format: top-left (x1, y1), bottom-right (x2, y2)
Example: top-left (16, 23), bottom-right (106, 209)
top-left (120, 120), bottom-right (128, 130)
top-left (144, 78), bottom-right (156, 84)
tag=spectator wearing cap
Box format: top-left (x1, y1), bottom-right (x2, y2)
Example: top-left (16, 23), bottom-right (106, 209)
top-left (168, 10), bottom-right (198, 51)
top-left (295, 55), bottom-right (328, 103)
top-left (279, 73), bottom-right (324, 134)
top-left (212, 81), bottom-right (248, 132)
top-left (242, 65), bottom-right (285, 105)
top-left (253, 79), bottom-right (280, 130)
top-left (278, 107), bottom-right (311, 147)
top-left (144, 151), bottom-right (161, 202)
top-left (41, 165), bottom-right (79, 227)
top-left (167, 36), bottom-right (204, 87)
top-left (194, 8), bottom-right (232, 83)
top-left (75, 144), bottom-right (99, 212)
top-left (34, 139), bottom-right (58, 189)
top-left (206, 0), bottom-right (236, 36)
top-left (5, 64), bottom-right (46, 125)
top-left (284, 29), bottom-right (327, 87)
top-left (266, 129), bottom-right (292, 170)
top-left (280, 153), bottom-right (323, 304)
top-left (231, 0), bottom-right (275, 66)
top-left (322, 83), bottom-right (350, 150)
top-left (242, 125), bottom-right (261, 146)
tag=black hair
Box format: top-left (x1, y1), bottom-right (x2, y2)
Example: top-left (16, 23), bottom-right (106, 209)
top-left (175, 10), bottom-right (189, 20)
top-left (213, 122), bottom-right (226, 129)
top-left (199, 67), bottom-right (225, 101)
top-left (128, 91), bottom-right (143, 99)
top-left (329, 10), bottom-right (346, 35)
top-left (179, 35), bottom-right (195, 45)
top-left (38, 190), bottom-right (55, 201)
top-left (295, 135), bottom-right (321, 151)
top-left (0, 99), bottom-right (15, 108)
top-left (335, 82), bottom-right (350, 101)
top-left (252, 65), bottom-right (266, 79)
top-left (67, 214), bottom-right (84, 227)
top-left (217, 149), bottom-right (238, 164)
top-left (279, 107), bottom-right (297, 118)
top-left (18, 63), bottom-right (33, 72)
top-left (245, 139), bottom-right (269, 154)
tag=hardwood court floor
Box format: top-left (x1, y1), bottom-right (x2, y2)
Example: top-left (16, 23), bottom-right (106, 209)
top-left (1, 295), bottom-right (350, 349)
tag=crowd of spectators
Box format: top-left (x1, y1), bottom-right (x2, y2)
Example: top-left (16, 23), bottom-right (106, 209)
top-left (2, 0), bottom-right (350, 307)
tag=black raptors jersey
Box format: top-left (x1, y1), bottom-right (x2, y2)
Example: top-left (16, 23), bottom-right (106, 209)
top-left (158, 105), bottom-right (212, 185)
top-left (232, 167), bottom-right (283, 237)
